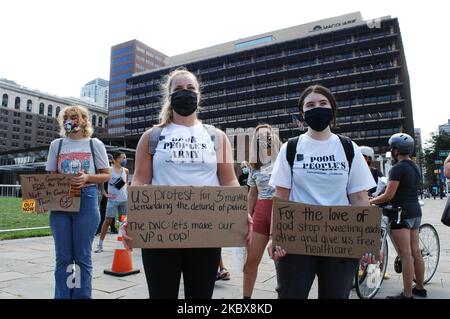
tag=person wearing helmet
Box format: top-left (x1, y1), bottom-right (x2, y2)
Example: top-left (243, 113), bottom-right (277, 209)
top-left (370, 133), bottom-right (426, 299)
top-left (359, 146), bottom-right (383, 196)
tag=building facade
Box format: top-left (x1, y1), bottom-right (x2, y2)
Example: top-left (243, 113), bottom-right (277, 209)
top-left (108, 40), bottom-right (166, 136)
top-left (80, 78), bottom-right (109, 108)
top-left (0, 79), bottom-right (108, 152)
top-left (126, 12), bottom-right (414, 156)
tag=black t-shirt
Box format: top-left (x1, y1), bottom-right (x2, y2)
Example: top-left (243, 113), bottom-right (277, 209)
top-left (389, 160), bottom-right (422, 219)
top-left (238, 173), bottom-right (249, 187)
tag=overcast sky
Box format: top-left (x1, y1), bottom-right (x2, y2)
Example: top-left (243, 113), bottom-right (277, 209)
top-left (1, 0), bottom-right (449, 144)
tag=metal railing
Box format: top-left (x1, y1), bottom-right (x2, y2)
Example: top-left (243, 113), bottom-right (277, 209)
top-left (0, 185), bottom-right (50, 233)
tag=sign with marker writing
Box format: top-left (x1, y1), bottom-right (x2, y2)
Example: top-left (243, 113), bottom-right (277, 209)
top-left (20, 174), bottom-right (80, 212)
top-left (127, 186), bottom-right (248, 248)
top-left (272, 197), bottom-right (382, 258)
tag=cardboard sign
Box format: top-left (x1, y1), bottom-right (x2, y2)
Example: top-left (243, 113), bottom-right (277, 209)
top-left (20, 174), bottom-right (81, 212)
top-left (127, 186), bottom-right (248, 248)
top-left (272, 197), bottom-right (382, 259)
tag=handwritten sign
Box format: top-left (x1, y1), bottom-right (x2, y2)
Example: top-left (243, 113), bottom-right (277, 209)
top-left (20, 174), bottom-right (80, 212)
top-left (127, 186), bottom-right (248, 248)
top-left (272, 197), bottom-right (382, 259)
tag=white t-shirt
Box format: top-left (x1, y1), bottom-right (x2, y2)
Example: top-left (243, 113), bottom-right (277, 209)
top-left (269, 134), bottom-right (376, 206)
top-left (46, 137), bottom-right (109, 175)
top-left (152, 122), bottom-right (220, 187)
top-left (108, 167), bottom-right (128, 202)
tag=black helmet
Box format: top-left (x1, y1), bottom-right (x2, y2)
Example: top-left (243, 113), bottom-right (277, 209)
top-left (388, 133), bottom-right (414, 155)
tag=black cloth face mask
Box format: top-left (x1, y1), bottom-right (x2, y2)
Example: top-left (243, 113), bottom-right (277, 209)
top-left (304, 107), bottom-right (333, 132)
top-left (170, 89), bottom-right (198, 116)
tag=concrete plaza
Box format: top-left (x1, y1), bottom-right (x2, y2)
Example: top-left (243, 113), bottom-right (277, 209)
top-left (0, 197), bottom-right (449, 299)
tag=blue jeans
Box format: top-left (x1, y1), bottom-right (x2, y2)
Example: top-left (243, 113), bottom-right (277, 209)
top-left (50, 185), bottom-right (100, 299)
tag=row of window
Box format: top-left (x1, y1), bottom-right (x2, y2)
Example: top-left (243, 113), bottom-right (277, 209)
top-left (1, 94), bottom-right (62, 117)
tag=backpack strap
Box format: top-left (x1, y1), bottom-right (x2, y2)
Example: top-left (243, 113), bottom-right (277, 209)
top-left (148, 126), bottom-right (164, 156)
top-left (203, 124), bottom-right (220, 151)
top-left (89, 138), bottom-right (98, 173)
top-left (337, 134), bottom-right (355, 174)
top-left (56, 138), bottom-right (63, 172)
top-left (286, 136), bottom-right (299, 171)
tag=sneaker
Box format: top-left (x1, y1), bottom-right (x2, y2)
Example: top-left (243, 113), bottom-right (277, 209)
top-left (412, 287), bottom-right (427, 297)
top-left (386, 292), bottom-right (413, 299)
top-left (94, 245), bottom-right (103, 253)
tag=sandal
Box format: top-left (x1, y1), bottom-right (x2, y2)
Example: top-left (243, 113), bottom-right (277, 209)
top-left (216, 268), bottom-right (230, 281)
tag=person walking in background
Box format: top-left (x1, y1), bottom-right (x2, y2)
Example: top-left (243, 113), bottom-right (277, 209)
top-left (95, 151), bottom-right (129, 253)
top-left (46, 105), bottom-right (110, 299)
top-left (238, 161), bottom-right (250, 187)
top-left (243, 124), bottom-right (281, 299)
top-left (96, 154), bottom-right (117, 236)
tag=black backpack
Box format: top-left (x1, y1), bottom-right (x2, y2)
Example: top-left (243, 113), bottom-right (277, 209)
top-left (286, 134), bottom-right (355, 173)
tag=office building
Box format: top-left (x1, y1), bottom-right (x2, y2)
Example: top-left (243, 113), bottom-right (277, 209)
top-left (126, 12), bottom-right (414, 155)
top-left (80, 78), bottom-right (109, 108)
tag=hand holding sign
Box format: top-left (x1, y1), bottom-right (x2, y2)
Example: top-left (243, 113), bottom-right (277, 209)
top-left (20, 174), bottom-right (80, 213)
top-left (271, 198), bottom-right (382, 259)
top-left (126, 185), bottom-right (248, 248)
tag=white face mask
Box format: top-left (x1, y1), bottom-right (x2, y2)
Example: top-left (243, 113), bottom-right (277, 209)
top-left (242, 167), bottom-right (249, 174)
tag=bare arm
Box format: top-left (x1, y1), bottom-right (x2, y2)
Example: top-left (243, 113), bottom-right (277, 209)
top-left (369, 181), bottom-right (400, 205)
top-left (274, 186), bottom-right (290, 201)
top-left (247, 186), bottom-right (258, 216)
top-left (216, 130), bottom-right (239, 186)
top-left (445, 154), bottom-right (450, 178)
top-left (348, 190), bottom-right (370, 206)
top-left (87, 168), bottom-right (111, 184)
top-left (132, 130), bottom-right (152, 186)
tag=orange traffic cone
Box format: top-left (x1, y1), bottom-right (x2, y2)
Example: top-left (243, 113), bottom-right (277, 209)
top-left (104, 216), bottom-right (140, 277)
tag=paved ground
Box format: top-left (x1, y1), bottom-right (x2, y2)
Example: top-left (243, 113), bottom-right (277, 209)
top-left (0, 197), bottom-right (449, 299)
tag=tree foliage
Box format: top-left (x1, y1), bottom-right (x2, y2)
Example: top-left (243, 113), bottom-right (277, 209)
top-left (423, 131), bottom-right (450, 187)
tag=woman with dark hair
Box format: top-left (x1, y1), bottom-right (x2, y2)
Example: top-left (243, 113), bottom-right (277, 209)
top-left (268, 85), bottom-right (376, 299)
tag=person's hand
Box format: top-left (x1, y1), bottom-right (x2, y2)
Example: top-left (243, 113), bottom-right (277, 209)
top-left (35, 201), bottom-right (46, 214)
top-left (362, 251), bottom-right (382, 265)
top-left (121, 222), bottom-right (133, 251)
top-left (105, 193), bottom-right (117, 199)
top-left (70, 173), bottom-right (90, 188)
top-left (246, 213), bottom-right (253, 246)
top-left (267, 238), bottom-right (286, 262)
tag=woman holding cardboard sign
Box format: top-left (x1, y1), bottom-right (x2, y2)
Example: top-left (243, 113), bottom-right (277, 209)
top-left (122, 68), bottom-right (252, 299)
top-left (46, 105), bottom-right (110, 299)
top-left (243, 124), bottom-right (281, 299)
top-left (268, 85), bottom-right (376, 299)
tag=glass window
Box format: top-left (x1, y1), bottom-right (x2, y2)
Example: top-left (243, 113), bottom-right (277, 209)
top-left (2, 94), bottom-right (8, 107)
top-left (98, 116), bottom-right (103, 127)
top-left (56, 106), bottom-right (61, 117)
top-left (235, 36), bottom-right (273, 49)
top-left (112, 46), bottom-right (133, 57)
top-left (48, 104), bottom-right (53, 117)
top-left (27, 99), bottom-right (32, 112)
top-left (92, 115), bottom-right (96, 126)
top-left (39, 103), bottom-right (44, 115)
top-left (15, 97), bottom-right (20, 110)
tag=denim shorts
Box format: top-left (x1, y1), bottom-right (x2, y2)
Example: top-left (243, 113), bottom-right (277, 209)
top-left (105, 200), bottom-right (127, 218)
top-left (391, 216), bottom-right (421, 230)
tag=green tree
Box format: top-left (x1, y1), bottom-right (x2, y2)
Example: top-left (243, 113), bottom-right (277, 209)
top-left (423, 131), bottom-right (450, 188)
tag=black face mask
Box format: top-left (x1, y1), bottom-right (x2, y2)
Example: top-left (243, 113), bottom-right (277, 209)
top-left (170, 89), bottom-right (198, 116)
top-left (304, 108), bottom-right (333, 132)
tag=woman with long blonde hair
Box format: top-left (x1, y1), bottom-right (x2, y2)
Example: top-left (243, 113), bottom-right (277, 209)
top-left (122, 68), bottom-right (252, 299)
top-left (46, 105), bottom-right (110, 298)
top-left (243, 124), bottom-right (281, 299)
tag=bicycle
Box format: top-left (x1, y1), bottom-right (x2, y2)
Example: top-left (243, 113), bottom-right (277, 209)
top-left (354, 205), bottom-right (440, 299)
